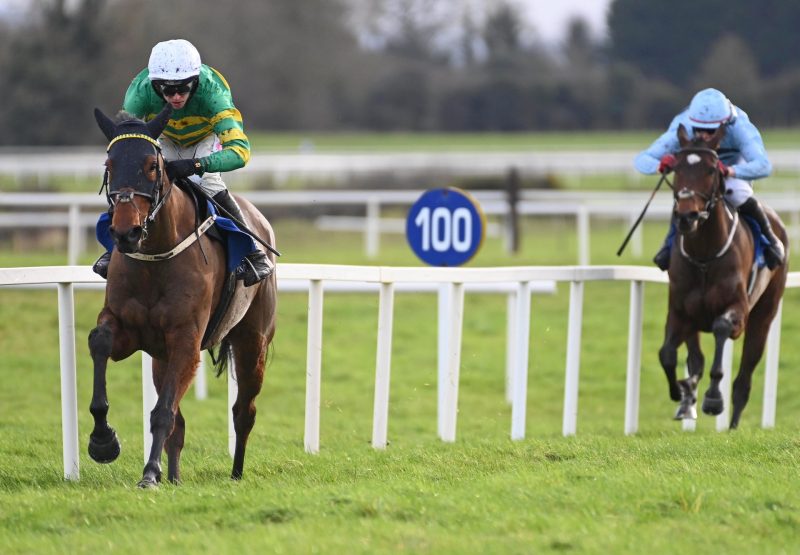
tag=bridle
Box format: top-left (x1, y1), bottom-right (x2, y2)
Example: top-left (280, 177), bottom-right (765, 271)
top-left (100, 132), bottom-right (174, 241)
top-left (669, 145), bottom-right (739, 269)
top-left (667, 146), bottom-right (724, 223)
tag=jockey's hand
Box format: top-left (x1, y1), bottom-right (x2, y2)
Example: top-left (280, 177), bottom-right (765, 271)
top-left (166, 158), bottom-right (204, 181)
top-left (717, 160), bottom-right (731, 177)
top-left (658, 154), bottom-right (677, 174)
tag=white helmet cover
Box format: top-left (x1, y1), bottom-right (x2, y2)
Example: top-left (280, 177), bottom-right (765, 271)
top-left (148, 39), bottom-right (201, 82)
top-left (688, 88), bottom-right (733, 129)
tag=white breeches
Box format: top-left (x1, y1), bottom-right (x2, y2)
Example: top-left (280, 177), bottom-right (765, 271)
top-left (723, 177), bottom-right (753, 208)
top-left (159, 134), bottom-right (226, 196)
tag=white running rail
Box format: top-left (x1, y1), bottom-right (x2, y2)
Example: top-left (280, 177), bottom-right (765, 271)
top-left (1, 264), bottom-right (795, 481)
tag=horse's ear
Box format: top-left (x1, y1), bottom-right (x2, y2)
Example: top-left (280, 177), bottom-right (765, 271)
top-left (708, 125), bottom-right (726, 150)
top-left (94, 108), bottom-right (117, 141)
top-left (677, 123), bottom-right (690, 147)
top-left (146, 104), bottom-right (173, 139)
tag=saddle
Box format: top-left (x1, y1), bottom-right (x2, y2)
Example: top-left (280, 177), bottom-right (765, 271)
top-left (174, 178), bottom-right (244, 349)
top-left (741, 214), bottom-right (771, 298)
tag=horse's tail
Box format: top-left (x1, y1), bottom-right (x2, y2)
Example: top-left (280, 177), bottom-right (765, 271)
top-left (209, 338), bottom-right (233, 378)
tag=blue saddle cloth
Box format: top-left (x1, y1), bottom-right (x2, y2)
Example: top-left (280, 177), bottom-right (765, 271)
top-left (741, 215), bottom-right (770, 269)
top-left (95, 201), bottom-right (256, 273)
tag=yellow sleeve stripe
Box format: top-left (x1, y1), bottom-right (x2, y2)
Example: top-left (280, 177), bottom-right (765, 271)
top-left (210, 108), bottom-right (243, 127)
top-left (228, 144), bottom-right (251, 164)
top-left (218, 128), bottom-right (249, 144)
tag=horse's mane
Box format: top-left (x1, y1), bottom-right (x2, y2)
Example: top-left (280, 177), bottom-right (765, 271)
top-left (114, 110), bottom-right (138, 123)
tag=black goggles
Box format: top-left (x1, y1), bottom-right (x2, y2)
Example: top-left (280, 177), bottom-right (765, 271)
top-left (158, 82), bottom-right (193, 97)
top-left (692, 126), bottom-right (718, 136)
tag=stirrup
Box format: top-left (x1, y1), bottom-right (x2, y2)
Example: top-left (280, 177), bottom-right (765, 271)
top-left (235, 252), bottom-right (272, 287)
top-left (92, 252), bottom-right (111, 279)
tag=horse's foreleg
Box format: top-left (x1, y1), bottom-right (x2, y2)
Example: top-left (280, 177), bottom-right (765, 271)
top-left (674, 333), bottom-right (704, 420)
top-left (139, 353), bottom-right (197, 488)
top-left (703, 309), bottom-right (743, 416)
top-left (659, 313), bottom-right (690, 414)
top-left (87, 322), bottom-right (121, 463)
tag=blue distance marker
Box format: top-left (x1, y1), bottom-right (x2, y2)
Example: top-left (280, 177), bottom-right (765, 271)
top-left (406, 187), bottom-right (486, 266)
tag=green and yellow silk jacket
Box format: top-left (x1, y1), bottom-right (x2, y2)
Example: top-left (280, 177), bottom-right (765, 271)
top-left (122, 65), bottom-right (250, 173)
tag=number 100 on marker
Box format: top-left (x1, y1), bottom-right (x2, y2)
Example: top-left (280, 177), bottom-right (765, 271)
top-left (406, 188), bottom-right (485, 267)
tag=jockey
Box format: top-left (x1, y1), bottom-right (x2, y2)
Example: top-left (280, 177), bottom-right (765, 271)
top-left (634, 87), bottom-right (784, 271)
top-left (92, 38), bottom-right (273, 286)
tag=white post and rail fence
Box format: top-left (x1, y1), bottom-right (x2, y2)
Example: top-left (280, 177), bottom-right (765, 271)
top-left (1, 264), bottom-right (795, 481)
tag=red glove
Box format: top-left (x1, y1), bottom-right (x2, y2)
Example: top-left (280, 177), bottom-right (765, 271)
top-left (658, 154), bottom-right (677, 174)
top-left (717, 160), bottom-right (730, 177)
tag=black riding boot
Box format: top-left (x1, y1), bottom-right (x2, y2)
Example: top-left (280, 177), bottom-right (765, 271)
top-left (92, 251), bottom-right (111, 279)
top-left (653, 220), bottom-right (677, 271)
top-left (738, 197), bottom-right (785, 269)
top-left (212, 190), bottom-right (274, 286)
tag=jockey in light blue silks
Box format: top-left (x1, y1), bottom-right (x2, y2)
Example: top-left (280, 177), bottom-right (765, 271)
top-left (634, 88), bottom-right (785, 271)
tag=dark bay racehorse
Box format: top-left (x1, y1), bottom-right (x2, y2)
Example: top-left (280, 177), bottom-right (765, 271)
top-left (659, 124), bottom-right (788, 428)
top-left (88, 105), bottom-right (277, 486)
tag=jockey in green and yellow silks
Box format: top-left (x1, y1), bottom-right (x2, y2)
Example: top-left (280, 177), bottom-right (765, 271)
top-left (92, 39), bottom-right (272, 287)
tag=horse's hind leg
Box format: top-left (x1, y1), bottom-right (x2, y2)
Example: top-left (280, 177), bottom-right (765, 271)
top-left (165, 407), bottom-right (186, 484)
top-left (228, 327), bottom-right (272, 480)
top-left (140, 351), bottom-right (198, 488)
top-left (730, 300), bottom-right (778, 429)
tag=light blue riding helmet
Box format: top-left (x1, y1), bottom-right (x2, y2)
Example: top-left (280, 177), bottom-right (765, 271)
top-left (688, 88), bottom-right (737, 129)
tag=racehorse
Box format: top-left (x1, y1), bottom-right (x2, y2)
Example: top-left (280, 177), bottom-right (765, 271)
top-left (658, 123), bottom-right (787, 429)
top-left (88, 105), bottom-right (277, 486)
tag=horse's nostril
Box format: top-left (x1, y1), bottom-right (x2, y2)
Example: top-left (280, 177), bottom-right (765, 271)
top-left (126, 227), bottom-right (143, 242)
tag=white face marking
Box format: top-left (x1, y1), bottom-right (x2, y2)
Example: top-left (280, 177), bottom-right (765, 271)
top-left (687, 154), bottom-right (701, 165)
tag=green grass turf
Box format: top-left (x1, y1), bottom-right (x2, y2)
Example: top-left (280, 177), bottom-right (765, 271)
top-left (1, 218), bottom-right (799, 553)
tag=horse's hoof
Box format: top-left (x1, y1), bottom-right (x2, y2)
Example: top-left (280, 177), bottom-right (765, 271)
top-left (137, 477), bottom-right (159, 489)
top-left (669, 384), bottom-right (681, 402)
top-left (88, 428), bottom-right (121, 463)
top-left (702, 395), bottom-right (724, 416)
top-left (673, 403), bottom-right (697, 420)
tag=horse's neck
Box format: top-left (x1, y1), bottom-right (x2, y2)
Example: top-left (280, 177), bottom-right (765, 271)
top-left (683, 201), bottom-right (736, 259)
top-left (142, 182), bottom-right (195, 252)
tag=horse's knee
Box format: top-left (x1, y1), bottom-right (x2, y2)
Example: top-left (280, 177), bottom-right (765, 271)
top-left (712, 310), bottom-right (742, 341)
top-left (88, 325), bottom-right (113, 358)
top-left (659, 344), bottom-right (677, 370)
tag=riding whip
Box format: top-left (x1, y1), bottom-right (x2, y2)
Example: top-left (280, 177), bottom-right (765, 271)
top-left (188, 181), bottom-right (282, 257)
top-left (616, 173), bottom-right (669, 257)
